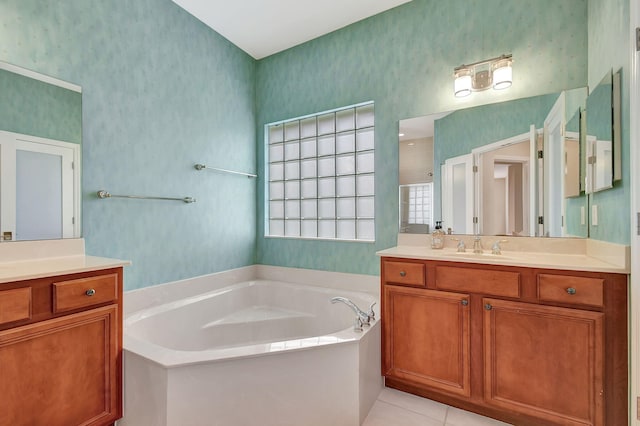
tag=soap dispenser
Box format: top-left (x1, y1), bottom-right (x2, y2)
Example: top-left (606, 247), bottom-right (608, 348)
top-left (431, 221), bottom-right (445, 249)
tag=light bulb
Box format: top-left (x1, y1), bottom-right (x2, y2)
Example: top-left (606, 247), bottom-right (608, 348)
top-left (454, 69), bottom-right (472, 97)
top-left (492, 59), bottom-right (512, 90)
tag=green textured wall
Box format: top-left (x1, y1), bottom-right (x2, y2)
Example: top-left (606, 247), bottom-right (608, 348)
top-left (587, 0), bottom-right (630, 244)
top-left (256, 0), bottom-right (589, 275)
top-left (1, 0), bottom-right (257, 290)
top-left (0, 68), bottom-right (81, 144)
top-left (2, 0), bottom-right (628, 286)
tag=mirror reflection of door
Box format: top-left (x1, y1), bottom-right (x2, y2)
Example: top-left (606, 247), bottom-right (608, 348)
top-left (564, 134), bottom-right (581, 198)
top-left (475, 138), bottom-right (533, 237)
top-left (0, 131), bottom-right (79, 241)
top-left (543, 93), bottom-right (566, 237)
top-left (441, 154), bottom-right (473, 234)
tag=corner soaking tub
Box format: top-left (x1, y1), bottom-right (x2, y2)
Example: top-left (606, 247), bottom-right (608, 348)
top-left (121, 274), bottom-right (381, 426)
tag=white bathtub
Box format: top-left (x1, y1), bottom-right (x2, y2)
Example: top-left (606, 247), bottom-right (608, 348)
top-left (120, 266), bottom-right (382, 426)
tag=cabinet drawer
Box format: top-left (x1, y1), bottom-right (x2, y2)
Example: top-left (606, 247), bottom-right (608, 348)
top-left (538, 274), bottom-right (604, 307)
top-left (53, 273), bottom-right (118, 313)
top-left (383, 261), bottom-right (425, 287)
top-left (0, 287), bottom-right (31, 325)
top-left (435, 266), bottom-right (520, 298)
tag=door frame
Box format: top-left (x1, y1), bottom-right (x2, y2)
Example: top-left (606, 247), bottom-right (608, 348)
top-left (543, 92), bottom-right (566, 237)
top-left (629, 0), bottom-right (640, 422)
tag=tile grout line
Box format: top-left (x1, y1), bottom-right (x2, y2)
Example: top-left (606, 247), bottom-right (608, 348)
top-left (442, 406), bottom-right (449, 426)
top-left (376, 397), bottom-right (448, 424)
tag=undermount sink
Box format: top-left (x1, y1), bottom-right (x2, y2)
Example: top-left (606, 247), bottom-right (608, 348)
top-left (451, 251), bottom-right (517, 260)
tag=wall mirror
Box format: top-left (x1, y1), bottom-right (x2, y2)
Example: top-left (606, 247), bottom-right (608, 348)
top-left (0, 61), bottom-right (82, 242)
top-left (585, 70), bottom-right (621, 193)
top-left (399, 87), bottom-right (590, 238)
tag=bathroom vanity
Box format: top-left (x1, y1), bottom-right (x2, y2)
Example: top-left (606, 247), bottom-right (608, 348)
top-left (378, 239), bottom-right (629, 426)
top-left (0, 239), bottom-right (128, 426)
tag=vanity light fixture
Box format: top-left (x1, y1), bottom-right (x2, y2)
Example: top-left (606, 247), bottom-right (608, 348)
top-left (453, 54), bottom-right (513, 97)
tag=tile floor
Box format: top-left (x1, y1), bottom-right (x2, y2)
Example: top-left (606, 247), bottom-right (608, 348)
top-left (363, 388), bottom-right (513, 426)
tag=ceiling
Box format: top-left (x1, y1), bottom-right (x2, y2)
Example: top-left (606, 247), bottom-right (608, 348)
top-left (399, 112), bottom-right (450, 142)
top-left (172, 0), bottom-right (413, 59)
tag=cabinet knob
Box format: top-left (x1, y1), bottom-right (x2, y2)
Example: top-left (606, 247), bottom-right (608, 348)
top-left (461, 299), bottom-right (469, 306)
top-left (484, 303), bottom-right (492, 311)
top-left (399, 271), bottom-right (406, 277)
top-left (566, 287), bottom-right (577, 295)
top-left (85, 289), bottom-right (96, 296)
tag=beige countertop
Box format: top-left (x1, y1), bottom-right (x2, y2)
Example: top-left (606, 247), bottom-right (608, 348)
top-left (378, 235), bottom-right (630, 274)
top-left (0, 239), bottom-right (130, 283)
top-left (0, 255), bottom-right (130, 284)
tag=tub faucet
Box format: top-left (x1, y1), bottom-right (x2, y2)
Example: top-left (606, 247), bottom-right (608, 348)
top-left (330, 297), bottom-right (375, 332)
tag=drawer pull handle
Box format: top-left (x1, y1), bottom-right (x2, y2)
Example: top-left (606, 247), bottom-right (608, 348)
top-left (399, 271), bottom-right (406, 277)
top-left (85, 289), bottom-right (96, 297)
top-left (461, 299), bottom-right (469, 306)
top-left (566, 287), bottom-right (577, 295)
top-left (484, 303), bottom-right (492, 311)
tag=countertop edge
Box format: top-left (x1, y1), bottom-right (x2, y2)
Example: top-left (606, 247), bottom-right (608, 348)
top-left (376, 247), bottom-right (630, 274)
top-left (0, 255), bottom-right (131, 284)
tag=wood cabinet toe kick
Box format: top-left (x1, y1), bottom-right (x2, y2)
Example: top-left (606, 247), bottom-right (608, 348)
top-left (381, 257), bottom-right (628, 426)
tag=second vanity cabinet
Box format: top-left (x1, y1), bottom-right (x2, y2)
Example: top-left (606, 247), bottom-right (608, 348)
top-left (381, 257), bottom-right (627, 426)
top-left (0, 267), bottom-right (123, 426)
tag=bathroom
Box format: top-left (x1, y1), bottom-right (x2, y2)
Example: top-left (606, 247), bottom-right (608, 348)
top-left (1, 0), bottom-right (638, 425)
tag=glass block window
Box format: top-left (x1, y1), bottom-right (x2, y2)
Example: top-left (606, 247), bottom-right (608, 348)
top-left (402, 183), bottom-right (433, 226)
top-left (266, 102), bottom-right (374, 241)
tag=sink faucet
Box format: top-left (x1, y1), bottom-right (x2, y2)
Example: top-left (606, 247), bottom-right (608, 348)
top-left (452, 238), bottom-right (466, 252)
top-left (491, 239), bottom-right (509, 255)
top-left (473, 235), bottom-right (483, 254)
top-left (330, 297), bottom-right (376, 331)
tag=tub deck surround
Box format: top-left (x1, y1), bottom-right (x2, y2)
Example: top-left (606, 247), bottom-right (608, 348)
top-left (0, 238), bottom-right (130, 282)
top-left (123, 264), bottom-right (380, 315)
top-left (376, 234), bottom-right (630, 273)
top-left (125, 279), bottom-right (378, 366)
top-left (121, 266), bottom-right (382, 426)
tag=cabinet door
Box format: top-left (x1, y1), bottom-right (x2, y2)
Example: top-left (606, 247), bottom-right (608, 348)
top-left (483, 298), bottom-right (604, 426)
top-left (0, 305), bottom-right (119, 426)
top-left (383, 285), bottom-right (470, 397)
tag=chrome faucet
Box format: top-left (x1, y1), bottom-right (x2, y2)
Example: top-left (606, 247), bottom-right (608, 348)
top-left (452, 238), bottom-right (466, 252)
top-left (330, 297), bottom-right (376, 332)
top-left (491, 239), bottom-right (509, 255)
top-left (473, 235), bottom-right (483, 254)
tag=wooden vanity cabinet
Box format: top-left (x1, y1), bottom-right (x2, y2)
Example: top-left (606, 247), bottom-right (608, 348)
top-left (383, 285), bottom-right (471, 397)
top-left (381, 258), bottom-right (627, 426)
top-left (0, 268), bottom-right (123, 426)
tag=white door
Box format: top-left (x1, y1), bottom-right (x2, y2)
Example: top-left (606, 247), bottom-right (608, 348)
top-left (543, 93), bottom-right (566, 237)
top-left (0, 131), bottom-right (79, 241)
top-left (529, 125), bottom-right (538, 236)
top-left (441, 154), bottom-right (474, 234)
